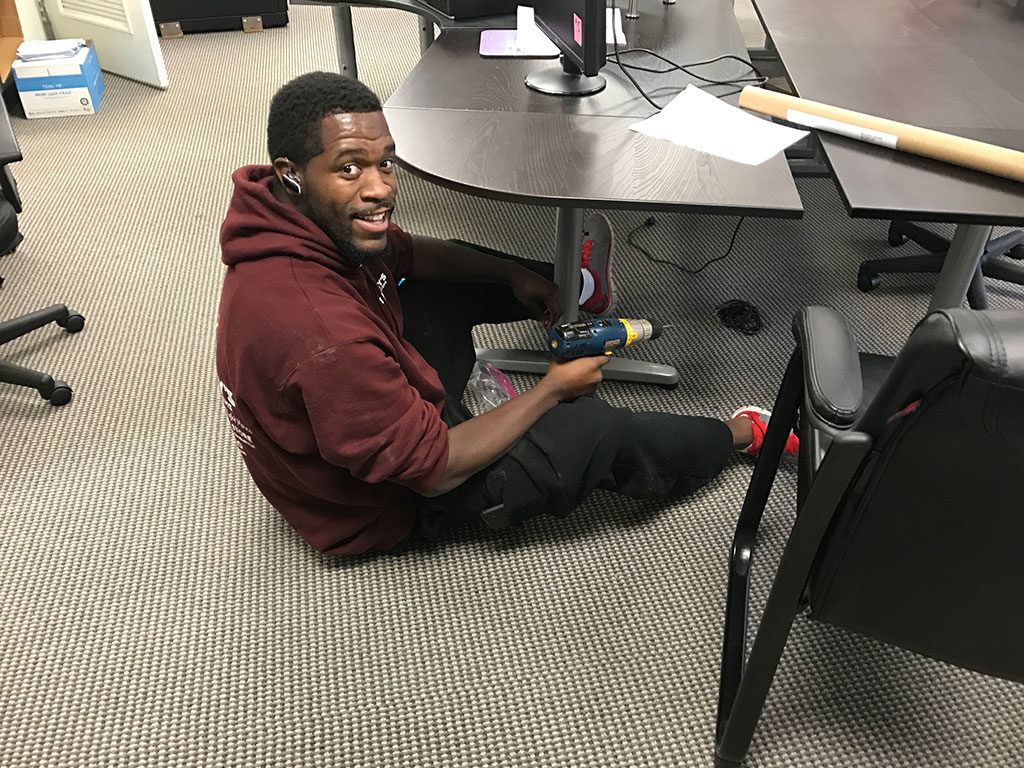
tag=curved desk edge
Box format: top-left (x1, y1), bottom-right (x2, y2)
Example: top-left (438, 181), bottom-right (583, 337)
top-left (384, 106), bottom-right (804, 218)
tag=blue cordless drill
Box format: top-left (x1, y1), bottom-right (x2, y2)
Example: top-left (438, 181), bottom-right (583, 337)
top-left (547, 318), bottom-right (665, 358)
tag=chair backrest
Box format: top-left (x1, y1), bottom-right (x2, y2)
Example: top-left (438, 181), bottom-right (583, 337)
top-left (808, 309), bottom-right (1024, 682)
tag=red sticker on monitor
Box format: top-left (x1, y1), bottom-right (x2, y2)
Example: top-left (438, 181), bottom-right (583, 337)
top-left (573, 13), bottom-right (583, 45)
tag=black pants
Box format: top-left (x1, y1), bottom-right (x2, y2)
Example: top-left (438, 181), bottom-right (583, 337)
top-left (399, 242), bottom-right (734, 540)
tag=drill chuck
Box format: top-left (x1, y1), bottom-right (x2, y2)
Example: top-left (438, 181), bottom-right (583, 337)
top-left (548, 318), bottom-right (664, 359)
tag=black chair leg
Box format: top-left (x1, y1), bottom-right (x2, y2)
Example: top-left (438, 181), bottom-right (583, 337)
top-left (982, 257), bottom-right (1024, 286)
top-left (1, 304), bottom-right (84, 405)
top-left (966, 265), bottom-right (989, 309)
top-left (977, 231), bottom-right (1024, 291)
top-left (716, 350), bottom-right (804, 766)
top-left (888, 221), bottom-right (951, 254)
top-left (865, 225), bottom-right (1024, 298)
top-left (966, 230), bottom-right (1024, 307)
top-left (715, 586), bottom-right (803, 768)
top-left (0, 303), bottom-right (82, 343)
top-left (982, 229), bottom-right (1024, 257)
top-left (858, 253), bottom-right (946, 292)
top-left (716, 426), bottom-right (874, 767)
top-left (716, 338), bottom-right (878, 766)
top-left (0, 358), bottom-right (71, 404)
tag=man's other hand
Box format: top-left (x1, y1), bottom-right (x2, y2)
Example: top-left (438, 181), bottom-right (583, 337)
top-left (510, 269), bottom-right (563, 329)
top-left (543, 355), bottom-right (610, 400)
top-left (426, 350), bottom-right (609, 497)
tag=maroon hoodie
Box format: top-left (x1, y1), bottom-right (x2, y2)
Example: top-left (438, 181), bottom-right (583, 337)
top-left (216, 165), bottom-right (449, 555)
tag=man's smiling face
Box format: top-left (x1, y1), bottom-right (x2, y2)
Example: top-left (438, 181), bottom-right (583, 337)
top-left (289, 110), bottom-right (398, 266)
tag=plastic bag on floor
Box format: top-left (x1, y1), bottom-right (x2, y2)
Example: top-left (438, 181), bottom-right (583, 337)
top-left (466, 362), bottom-right (517, 412)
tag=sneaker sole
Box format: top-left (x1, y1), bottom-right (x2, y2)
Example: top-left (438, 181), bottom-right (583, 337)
top-left (729, 406), bottom-right (771, 422)
top-left (582, 212), bottom-right (616, 316)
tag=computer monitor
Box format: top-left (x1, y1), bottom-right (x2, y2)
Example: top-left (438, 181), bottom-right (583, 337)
top-left (525, 0), bottom-right (607, 96)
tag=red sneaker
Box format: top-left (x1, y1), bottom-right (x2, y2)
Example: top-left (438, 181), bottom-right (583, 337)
top-left (580, 213), bottom-right (616, 316)
top-left (730, 406), bottom-right (799, 459)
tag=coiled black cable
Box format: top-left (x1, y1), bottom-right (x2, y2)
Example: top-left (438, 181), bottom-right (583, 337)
top-left (716, 299), bottom-right (764, 335)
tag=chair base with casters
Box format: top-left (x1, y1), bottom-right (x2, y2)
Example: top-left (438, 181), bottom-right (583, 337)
top-left (858, 221), bottom-right (1024, 308)
top-left (1, 304), bottom-right (85, 405)
top-left (714, 306), bottom-right (1024, 767)
top-left (0, 96), bottom-right (85, 406)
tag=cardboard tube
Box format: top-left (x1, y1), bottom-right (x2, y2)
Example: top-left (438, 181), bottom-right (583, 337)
top-left (739, 87), bottom-right (1024, 184)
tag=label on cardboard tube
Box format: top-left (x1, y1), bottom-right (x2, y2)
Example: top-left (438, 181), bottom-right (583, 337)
top-left (786, 109), bottom-right (898, 149)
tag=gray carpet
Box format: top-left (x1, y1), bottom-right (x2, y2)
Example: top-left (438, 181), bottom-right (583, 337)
top-left (2, 5), bottom-right (1022, 767)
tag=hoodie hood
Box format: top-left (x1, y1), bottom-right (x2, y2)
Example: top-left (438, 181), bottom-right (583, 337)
top-left (220, 164), bottom-right (355, 273)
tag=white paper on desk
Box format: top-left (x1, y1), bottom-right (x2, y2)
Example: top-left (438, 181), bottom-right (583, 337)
top-left (629, 85), bottom-right (810, 165)
top-left (513, 7), bottom-right (560, 55)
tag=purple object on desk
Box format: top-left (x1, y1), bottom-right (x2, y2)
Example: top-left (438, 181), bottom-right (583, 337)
top-left (479, 28), bottom-right (558, 57)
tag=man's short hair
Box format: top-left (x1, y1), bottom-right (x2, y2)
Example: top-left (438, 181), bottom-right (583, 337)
top-left (267, 72), bottom-right (383, 166)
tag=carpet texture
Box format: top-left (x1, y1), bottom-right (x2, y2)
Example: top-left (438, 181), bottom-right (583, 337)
top-left (1, 5), bottom-right (1021, 767)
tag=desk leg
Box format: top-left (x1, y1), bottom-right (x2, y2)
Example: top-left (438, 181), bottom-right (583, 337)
top-left (419, 18), bottom-right (435, 54)
top-left (554, 206), bottom-right (583, 324)
top-left (928, 223), bottom-right (993, 312)
top-left (331, 5), bottom-right (358, 79)
top-left (477, 206), bottom-right (681, 388)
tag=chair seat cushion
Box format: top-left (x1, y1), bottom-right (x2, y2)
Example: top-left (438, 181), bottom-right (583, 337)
top-left (858, 353), bottom-right (894, 414)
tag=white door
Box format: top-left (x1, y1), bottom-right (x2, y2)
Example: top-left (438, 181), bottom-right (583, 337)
top-left (43, 0), bottom-right (168, 88)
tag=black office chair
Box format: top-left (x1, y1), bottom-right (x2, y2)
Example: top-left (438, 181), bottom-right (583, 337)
top-left (0, 100), bottom-right (84, 406)
top-left (857, 221), bottom-right (1024, 308)
top-left (714, 306), bottom-right (1024, 767)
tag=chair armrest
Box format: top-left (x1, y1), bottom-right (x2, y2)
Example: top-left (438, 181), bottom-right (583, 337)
top-left (0, 100), bottom-right (22, 211)
top-left (792, 306), bottom-right (863, 430)
top-left (0, 99), bottom-right (21, 166)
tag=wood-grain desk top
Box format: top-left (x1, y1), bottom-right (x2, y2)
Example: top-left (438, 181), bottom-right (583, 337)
top-left (382, 0), bottom-right (802, 217)
top-left (752, 0), bottom-right (1024, 225)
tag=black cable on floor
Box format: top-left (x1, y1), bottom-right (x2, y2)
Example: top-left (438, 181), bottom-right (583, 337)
top-left (716, 299), bottom-right (763, 335)
top-left (624, 216), bottom-right (764, 335)
top-left (625, 215), bottom-right (745, 275)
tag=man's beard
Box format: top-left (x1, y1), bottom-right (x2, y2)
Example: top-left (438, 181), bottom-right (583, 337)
top-left (307, 199), bottom-right (392, 268)
top-left (331, 232), bottom-right (390, 268)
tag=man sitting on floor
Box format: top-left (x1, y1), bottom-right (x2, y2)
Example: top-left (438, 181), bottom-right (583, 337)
top-left (215, 72), bottom-right (795, 556)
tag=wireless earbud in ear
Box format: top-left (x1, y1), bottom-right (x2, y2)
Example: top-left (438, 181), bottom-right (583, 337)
top-left (281, 173), bottom-right (302, 195)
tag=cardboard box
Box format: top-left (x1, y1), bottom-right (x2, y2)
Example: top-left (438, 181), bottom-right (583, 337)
top-left (11, 42), bottom-right (105, 118)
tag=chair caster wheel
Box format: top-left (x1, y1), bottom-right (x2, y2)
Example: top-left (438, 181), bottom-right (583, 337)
top-left (59, 312), bottom-right (85, 333)
top-left (887, 222), bottom-right (906, 247)
top-left (858, 272), bottom-right (881, 292)
top-left (660, 381), bottom-right (680, 390)
top-left (48, 382), bottom-right (72, 406)
top-left (1009, 244), bottom-right (1024, 260)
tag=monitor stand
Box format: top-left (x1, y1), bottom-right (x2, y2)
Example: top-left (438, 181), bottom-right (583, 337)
top-left (525, 55), bottom-right (606, 96)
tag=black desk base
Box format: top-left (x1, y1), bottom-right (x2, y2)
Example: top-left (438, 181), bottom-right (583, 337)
top-left (477, 348), bottom-right (680, 387)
